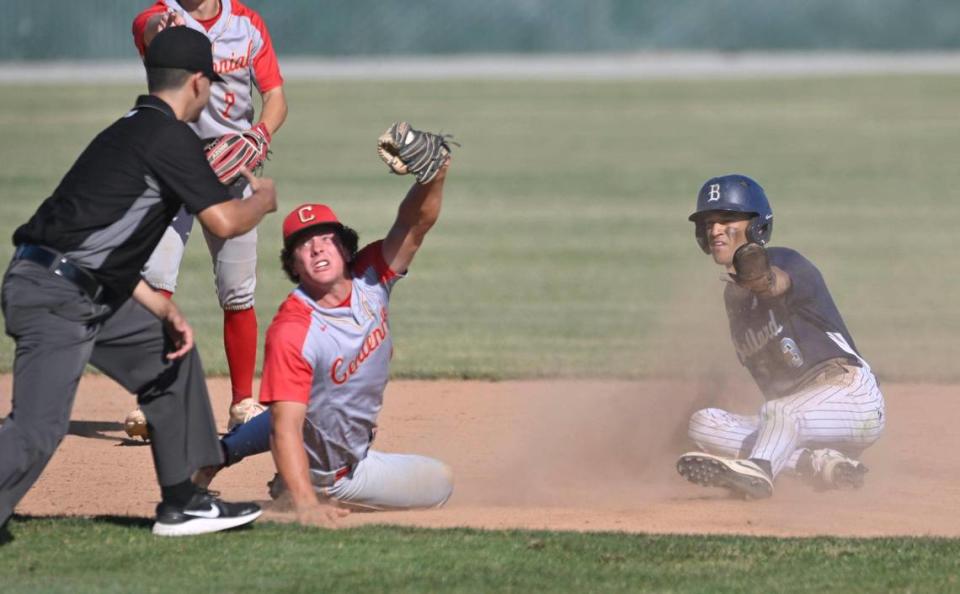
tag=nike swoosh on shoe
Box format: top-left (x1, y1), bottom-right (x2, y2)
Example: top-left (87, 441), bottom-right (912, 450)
top-left (184, 505), bottom-right (221, 519)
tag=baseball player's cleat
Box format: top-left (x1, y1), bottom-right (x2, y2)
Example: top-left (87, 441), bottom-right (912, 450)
top-left (152, 489), bottom-right (262, 537)
top-left (227, 397), bottom-right (266, 431)
top-left (677, 452), bottom-right (774, 500)
top-left (827, 459), bottom-right (868, 490)
top-left (123, 407), bottom-right (150, 442)
top-left (804, 448), bottom-right (868, 490)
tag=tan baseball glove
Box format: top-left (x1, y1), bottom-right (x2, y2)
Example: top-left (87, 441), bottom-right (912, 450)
top-left (377, 122), bottom-right (455, 184)
top-left (731, 243), bottom-right (791, 297)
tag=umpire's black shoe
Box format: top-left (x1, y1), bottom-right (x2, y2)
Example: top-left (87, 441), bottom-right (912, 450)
top-left (152, 489), bottom-right (262, 537)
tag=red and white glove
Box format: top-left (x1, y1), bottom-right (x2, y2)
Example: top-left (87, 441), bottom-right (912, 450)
top-left (204, 123), bottom-right (272, 185)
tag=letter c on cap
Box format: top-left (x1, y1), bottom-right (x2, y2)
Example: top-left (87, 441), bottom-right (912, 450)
top-left (297, 206), bottom-right (315, 224)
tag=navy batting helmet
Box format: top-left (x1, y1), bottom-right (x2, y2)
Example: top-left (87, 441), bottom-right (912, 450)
top-left (688, 174), bottom-right (773, 254)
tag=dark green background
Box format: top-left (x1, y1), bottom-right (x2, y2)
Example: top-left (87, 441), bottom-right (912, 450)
top-left (4, 1), bottom-right (960, 59)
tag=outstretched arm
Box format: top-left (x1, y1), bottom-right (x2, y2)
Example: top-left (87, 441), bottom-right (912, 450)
top-left (270, 401), bottom-right (348, 527)
top-left (381, 159), bottom-right (450, 273)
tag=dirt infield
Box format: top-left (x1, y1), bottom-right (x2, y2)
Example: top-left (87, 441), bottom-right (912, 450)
top-left (2, 375), bottom-right (956, 537)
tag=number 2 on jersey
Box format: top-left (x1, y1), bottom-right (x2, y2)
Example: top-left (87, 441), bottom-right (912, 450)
top-left (221, 91), bottom-right (236, 118)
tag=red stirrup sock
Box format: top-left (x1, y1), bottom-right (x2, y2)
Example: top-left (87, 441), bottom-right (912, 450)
top-left (223, 308), bottom-right (257, 405)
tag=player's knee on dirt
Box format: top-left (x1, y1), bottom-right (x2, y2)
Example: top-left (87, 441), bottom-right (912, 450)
top-left (396, 459), bottom-right (453, 509)
top-left (428, 462), bottom-right (455, 508)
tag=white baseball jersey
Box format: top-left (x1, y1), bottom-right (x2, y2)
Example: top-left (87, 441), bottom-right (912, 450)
top-left (133, 0), bottom-right (283, 139)
top-left (258, 242), bottom-right (400, 476)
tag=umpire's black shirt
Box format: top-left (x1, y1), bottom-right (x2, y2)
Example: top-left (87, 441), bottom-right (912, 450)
top-left (14, 95), bottom-right (231, 304)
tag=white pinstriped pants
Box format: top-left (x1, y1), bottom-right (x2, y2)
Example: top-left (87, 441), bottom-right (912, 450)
top-left (688, 362), bottom-right (885, 478)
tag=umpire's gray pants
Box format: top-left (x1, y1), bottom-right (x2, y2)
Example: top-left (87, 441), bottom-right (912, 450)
top-left (0, 260), bottom-right (223, 526)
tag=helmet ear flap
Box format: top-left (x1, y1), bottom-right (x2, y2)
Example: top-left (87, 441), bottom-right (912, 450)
top-left (746, 216), bottom-right (773, 246)
top-left (694, 219), bottom-right (710, 254)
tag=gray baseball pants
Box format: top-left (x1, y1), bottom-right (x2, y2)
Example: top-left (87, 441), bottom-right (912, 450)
top-left (0, 259), bottom-right (223, 526)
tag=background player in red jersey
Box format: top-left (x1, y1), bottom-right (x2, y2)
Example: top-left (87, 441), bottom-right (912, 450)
top-left (129, 0), bottom-right (287, 429)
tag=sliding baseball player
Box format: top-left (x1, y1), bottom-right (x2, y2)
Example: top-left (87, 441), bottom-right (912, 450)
top-left (677, 174), bottom-right (885, 499)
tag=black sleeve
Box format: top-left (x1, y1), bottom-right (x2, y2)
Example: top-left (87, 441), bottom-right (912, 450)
top-left (147, 123), bottom-right (232, 214)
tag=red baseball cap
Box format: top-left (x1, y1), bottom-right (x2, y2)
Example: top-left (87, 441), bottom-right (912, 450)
top-left (282, 203), bottom-right (342, 243)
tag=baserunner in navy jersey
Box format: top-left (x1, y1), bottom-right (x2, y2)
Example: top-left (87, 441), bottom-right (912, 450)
top-left (676, 174), bottom-right (885, 499)
top-left (194, 128), bottom-right (454, 527)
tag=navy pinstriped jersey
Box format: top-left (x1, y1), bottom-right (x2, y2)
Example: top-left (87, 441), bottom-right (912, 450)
top-left (724, 247), bottom-right (862, 399)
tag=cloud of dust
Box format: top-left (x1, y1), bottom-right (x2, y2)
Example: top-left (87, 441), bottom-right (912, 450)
top-left (463, 254), bottom-right (906, 516)
top-left (457, 260), bottom-right (770, 508)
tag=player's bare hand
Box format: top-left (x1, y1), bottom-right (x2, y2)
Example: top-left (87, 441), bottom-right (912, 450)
top-left (162, 302), bottom-right (195, 360)
top-left (295, 501), bottom-right (350, 529)
top-left (157, 10), bottom-right (186, 32)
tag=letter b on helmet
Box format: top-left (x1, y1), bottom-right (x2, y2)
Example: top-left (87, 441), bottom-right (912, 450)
top-left (688, 174), bottom-right (773, 254)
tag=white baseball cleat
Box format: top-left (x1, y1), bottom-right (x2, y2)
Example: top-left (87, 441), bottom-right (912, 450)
top-left (677, 452), bottom-right (774, 499)
top-left (802, 448), bottom-right (868, 490)
top-left (123, 407), bottom-right (150, 442)
top-left (227, 397), bottom-right (266, 430)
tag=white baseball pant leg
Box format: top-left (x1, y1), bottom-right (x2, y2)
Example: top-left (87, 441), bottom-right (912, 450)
top-left (201, 224), bottom-right (257, 310)
top-left (688, 363), bottom-right (885, 478)
top-left (140, 206), bottom-right (194, 292)
top-left (201, 183), bottom-right (257, 311)
top-left (141, 186), bottom-right (256, 311)
top-left (317, 450), bottom-right (453, 511)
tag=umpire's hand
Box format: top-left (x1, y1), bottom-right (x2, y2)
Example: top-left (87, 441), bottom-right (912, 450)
top-left (132, 280), bottom-right (195, 359)
top-left (162, 302), bottom-right (194, 360)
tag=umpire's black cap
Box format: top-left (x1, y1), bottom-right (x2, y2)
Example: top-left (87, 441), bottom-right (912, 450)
top-left (145, 26), bottom-right (224, 82)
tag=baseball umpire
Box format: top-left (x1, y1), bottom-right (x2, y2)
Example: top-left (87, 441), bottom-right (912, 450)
top-left (676, 174), bottom-right (885, 499)
top-left (0, 27), bottom-right (276, 536)
top-left (194, 123), bottom-right (455, 526)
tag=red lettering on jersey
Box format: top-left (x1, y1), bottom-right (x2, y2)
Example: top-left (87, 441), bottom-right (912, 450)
top-left (213, 39), bottom-right (254, 76)
top-left (330, 308), bottom-right (390, 385)
top-left (221, 91), bottom-right (236, 118)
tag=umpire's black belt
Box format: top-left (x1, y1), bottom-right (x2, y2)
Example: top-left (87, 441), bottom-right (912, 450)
top-left (13, 244), bottom-right (103, 301)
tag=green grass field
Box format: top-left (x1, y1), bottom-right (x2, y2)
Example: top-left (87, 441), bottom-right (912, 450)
top-left (1, 76), bottom-right (958, 381)
top-left (3, 517), bottom-right (960, 593)
top-left (2, 76), bottom-right (959, 591)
